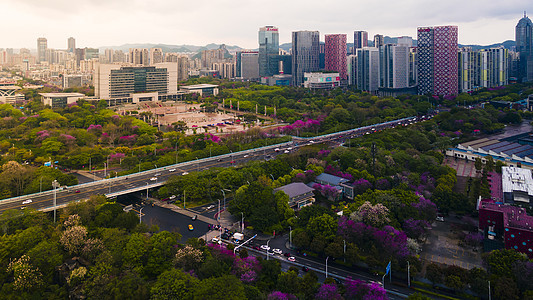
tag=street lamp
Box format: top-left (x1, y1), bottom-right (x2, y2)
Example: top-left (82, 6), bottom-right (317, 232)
top-left (289, 226), bottom-right (292, 249)
top-left (195, 157), bottom-right (199, 172)
top-left (266, 239), bottom-right (271, 260)
top-left (145, 182), bottom-right (149, 200)
top-left (175, 141), bottom-right (178, 164)
top-left (241, 212), bottom-right (244, 233)
top-left (52, 180), bottom-right (60, 223)
top-left (407, 261), bottom-right (411, 288)
top-left (217, 199), bottom-right (221, 222)
top-left (40, 176), bottom-right (43, 193)
top-left (138, 158), bottom-right (143, 173)
top-left (325, 256), bottom-right (330, 278)
top-left (221, 188), bottom-right (230, 211)
top-left (139, 207), bottom-right (144, 224)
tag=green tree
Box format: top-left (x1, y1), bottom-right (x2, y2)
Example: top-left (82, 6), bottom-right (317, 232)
top-left (151, 268), bottom-right (199, 300)
top-left (194, 275), bottom-right (246, 300)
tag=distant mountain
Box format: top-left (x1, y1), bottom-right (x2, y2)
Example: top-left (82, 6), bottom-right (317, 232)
top-left (98, 43), bottom-right (243, 53)
top-left (459, 40), bottom-right (515, 50)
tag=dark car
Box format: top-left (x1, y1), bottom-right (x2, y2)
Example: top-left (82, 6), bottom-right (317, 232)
top-left (284, 253), bottom-right (291, 257)
top-left (75, 190), bottom-right (80, 193)
top-left (302, 266), bottom-right (309, 272)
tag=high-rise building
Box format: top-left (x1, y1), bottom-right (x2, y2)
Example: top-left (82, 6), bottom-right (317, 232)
top-left (379, 44), bottom-right (410, 89)
top-left (259, 26), bottom-right (279, 77)
top-left (355, 47), bottom-right (380, 92)
top-left (516, 13), bottom-right (533, 82)
top-left (201, 45), bottom-right (227, 69)
top-left (37, 37), bottom-right (47, 63)
top-left (68, 37), bottom-right (75, 53)
top-left (458, 47), bottom-right (509, 93)
top-left (292, 31), bottom-right (320, 86)
top-left (397, 36), bottom-right (413, 47)
top-left (417, 25), bottom-right (458, 96)
top-left (325, 34), bottom-right (347, 80)
top-left (237, 51), bottom-right (259, 80)
top-left (150, 48), bottom-right (164, 64)
top-left (353, 31), bottom-right (368, 51)
top-left (374, 34), bottom-right (384, 48)
top-left (129, 48), bottom-right (149, 65)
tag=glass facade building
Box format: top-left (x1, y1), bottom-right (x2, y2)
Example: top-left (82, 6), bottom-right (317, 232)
top-left (259, 26), bottom-right (280, 77)
top-left (292, 31), bottom-right (320, 86)
top-left (109, 66), bottom-right (167, 98)
top-left (516, 13), bottom-right (533, 82)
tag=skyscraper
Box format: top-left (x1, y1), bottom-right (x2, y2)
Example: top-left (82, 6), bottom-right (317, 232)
top-left (516, 12), bottom-right (533, 82)
top-left (379, 44), bottom-right (410, 89)
top-left (417, 26), bottom-right (458, 96)
top-left (355, 47), bottom-right (380, 92)
top-left (325, 34), bottom-right (347, 80)
top-left (68, 37), bottom-right (75, 53)
top-left (374, 34), bottom-right (384, 48)
top-left (150, 48), bottom-right (164, 64)
top-left (292, 31), bottom-right (320, 86)
top-left (353, 31), bottom-right (368, 51)
top-left (259, 26), bottom-right (279, 77)
top-left (37, 37), bottom-right (47, 63)
top-left (130, 48), bottom-right (149, 65)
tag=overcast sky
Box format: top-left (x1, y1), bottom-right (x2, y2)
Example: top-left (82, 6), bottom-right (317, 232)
top-left (2, 0), bottom-right (531, 50)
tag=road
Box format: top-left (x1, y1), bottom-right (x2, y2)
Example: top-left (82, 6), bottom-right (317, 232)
top-left (0, 115), bottom-right (428, 214)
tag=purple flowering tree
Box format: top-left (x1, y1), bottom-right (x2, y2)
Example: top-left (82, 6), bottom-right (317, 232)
top-left (402, 218), bottom-right (430, 240)
top-left (315, 284), bottom-right (342, 300)
top-left (412, 197), bottom-right (437, 221)
top-left (232, 256), bottom-right (261, 283)
top-left (353, 178), bottom-right (372, 195)
top-left (267, 291), bottom-right (298, 300)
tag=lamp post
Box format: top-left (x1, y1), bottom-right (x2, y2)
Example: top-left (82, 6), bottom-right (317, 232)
top-left (104, 162), bottom-right (107, 180)
top-left (195, 157), bottom-right (199, 172)
top-left (175, 141), bottom-right (178, 164)
top-left (138, 158), bottom-right (143, 173)
top-left (241, 212), bottom-right (244, 233)
top-left (183, 190), bottom-right (186, 209)
top-left (325, 256), bottom-right (330, 278)
top-left (270, 174), bottom-right (275, 181)
top-left (217, 199), bottom-right (221, 222)
top-left (266, 239), bottom-right (271, 260)
top-left (221, 188), bottom-right (230, 211)
top-left (145, 182), bottom-right (149, 200)
top-left (40, 176), bottom-right (43, 193)
top-left (52, 180), bottom-right (60, 223)
top-left (407, 261), bottom-right (411, 288)
top-left (289, 226), bottom-right (292, 249)
top-left (139, 207), bottom-right (144, 224)
top-left (488, 281), bottom-right (491, 300)
top-left (88, 156), bottom-right (92, 181)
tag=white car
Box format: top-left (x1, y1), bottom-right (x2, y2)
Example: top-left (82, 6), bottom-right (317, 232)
top-left (284, 150), bottom-right (290, 154)
top-left (287, 256), bottom-right (296, 262)
top-left (272, 248), bottom-right (282, 255)
top-left (182, 172), bottom-right (189, 176)
top-left (168, 169), bottom-right (176, 172)
top-left (22, 199), bottom-right (32, 205)
top-left (243, 155), bottom-right (249, 158)
top-left (169, 195), bottom-right (176, 200)
top-left (211, 237), bottom-right (222, 245)
top-left (150, 177), bottom-right (157, 181)
top-left (260, 245), bottom-right (271, 251)
top-left (154, 173), bottom-right (161, 176)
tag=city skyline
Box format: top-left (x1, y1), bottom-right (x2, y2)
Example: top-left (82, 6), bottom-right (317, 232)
top-left (1, 0), bottom-right (531, 49)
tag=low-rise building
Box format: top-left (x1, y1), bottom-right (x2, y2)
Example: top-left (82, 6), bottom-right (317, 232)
top-left (273, 182), bottom-right (315, 211)
top-left (180, 84), bottom-right (219, 97)
top-left (303, 72), bottom-right (340, 89)
top-left (479, 200), bottom-right (533, 258)
top-left (502, 166), bottom-right (533, 204)
top-left (40, 92), bottom-right (85, 108)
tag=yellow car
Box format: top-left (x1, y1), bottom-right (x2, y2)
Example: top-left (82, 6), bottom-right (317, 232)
top-left (188, 224), bottom-right (194, 231)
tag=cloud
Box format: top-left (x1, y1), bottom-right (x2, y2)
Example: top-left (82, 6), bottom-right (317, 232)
top-left (0, 0), bottom-right (529, 49)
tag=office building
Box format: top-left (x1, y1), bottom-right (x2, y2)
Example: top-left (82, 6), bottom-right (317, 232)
top-left (516, 13), bottom-right (533, 82)
top-left (354, 47), bottom-right (380, 92)
top-left (417, 25), bottom-right (458, 96)
top-left (397, 36), bottom-right (413, 47)
top-left (379, 44), bottom-right (410, 89)
top-left (37, 37), bottom-right (47, 63)
top-left (374, 34), bottom-right (384, 48)
top-left (40, 92), bottom-right (85, 108)
top-left (259, 26), bottom-right (279, 77)
top-left (0, 82), bottom-right (24, 104)
top-left (68, 37), bottom-right (75, 53)
top-left (292, 31), bottom-right (320, 86)
top-left (150, 48), bottom-right (164, 64)
top-left (238, 51), bottom-right (259, 80)
top-left (325, 34), bottom-right (347, 80)
top-left (353, 31), bottom-right (368, 51)
top-left (94, 63), bottom-right (182, 104)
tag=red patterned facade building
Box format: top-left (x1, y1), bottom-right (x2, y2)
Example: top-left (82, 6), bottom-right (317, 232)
top-left (325, 34), bottom-right (347, 81)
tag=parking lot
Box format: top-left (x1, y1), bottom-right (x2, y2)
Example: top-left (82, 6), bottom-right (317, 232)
top-left (422, 220), bottom-right (482, 270)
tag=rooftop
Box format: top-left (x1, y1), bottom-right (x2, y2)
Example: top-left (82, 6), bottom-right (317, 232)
top-left (39, 93), bottom-right (86, 97)
top-left (315, 173), bottom-right (350, 186)
top-left (480, 201), bottom-right (533, 231)
top-left (180, 84), bottom-right (219, 90)
top-left (502, 166), bottom-right (533, 198)
top-left (274, 182), bottom-right (314, 199)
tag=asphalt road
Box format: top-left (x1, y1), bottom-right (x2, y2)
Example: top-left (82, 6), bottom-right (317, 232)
top-left (0, 115), bottom-right (425, 214)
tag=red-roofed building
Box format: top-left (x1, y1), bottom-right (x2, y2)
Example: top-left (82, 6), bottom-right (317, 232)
top-left (479, 200), bottom-right (533, 258)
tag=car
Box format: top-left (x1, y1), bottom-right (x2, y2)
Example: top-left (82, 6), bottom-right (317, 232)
top-left (75, 190), bottom-right (80, 193)
top-left (284, 150), bottom-right (290, 154)
top-left (169, 195), bottom-right (176, 200)
top-left (309, 140), bottom-right (315, 144)
top-left (287, 256), bottom-right (296, 262)
top-left (150, 177), bottom-right (157, 181)
top-left (188, 224), bottom-right (194, 231)
top-left (217, 158), bottom-right (222, 162)
top-left (168, 168), bottom-right (176, 172)
top-left (192, 215), bottom-right (197, 221)
top-left (154, 173), bottom-right (161, 176)
top-left (302, 266), bottom-right (309, 272)
top-left (267, 250), bottom-right (275, 256)
top-left (211, 237), bottom-right (222, 245)
top-left (272, 248), bottom-right (282, 255)
top-left (283, 252), bottom-right (291, 257)
top-left (22, 199), bottom-right (32, 205)
top-left (182, 172), bottom-right (189, 175)
top-left (20, 206), bottom-right (26, 210)
top-left (206, 205), bottom-right (215, 210)
top-left (274, 148), bottom-right (280, 152)
top-left (243, 155), bottom-right (249, 158)
top-left (436, 216), bottom-right (444, 222)
top-left (260, 245), bottom-right (271, 251)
